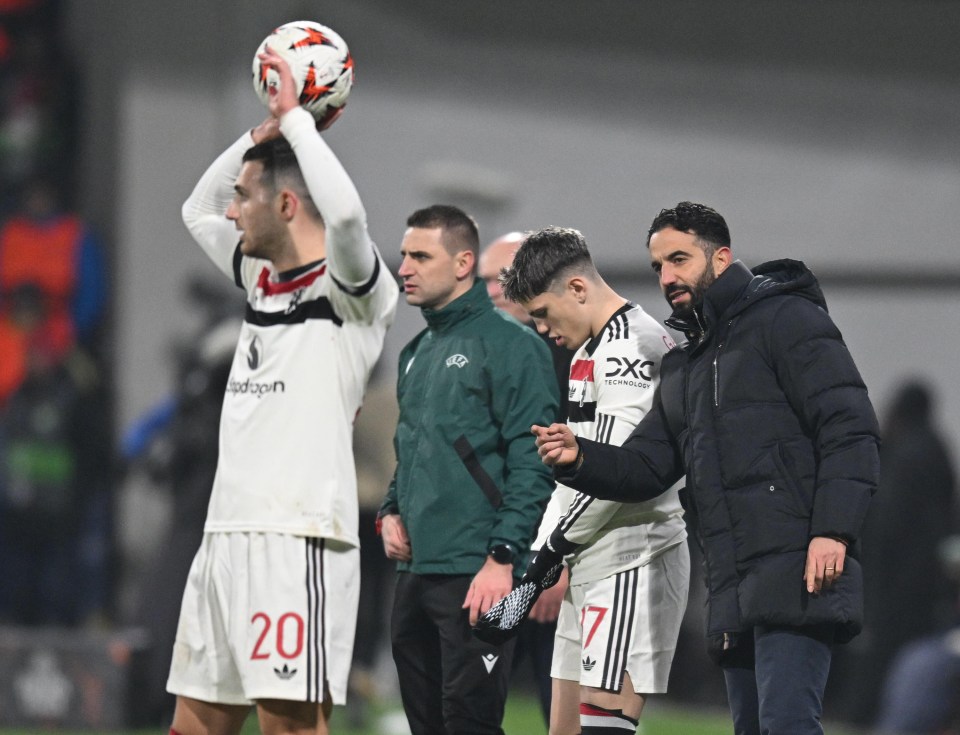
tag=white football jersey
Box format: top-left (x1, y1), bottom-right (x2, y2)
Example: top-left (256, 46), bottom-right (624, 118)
top-left (534, 303), bottom-right (686, 584)
top-left (182, 108), bottom-right (398, 546)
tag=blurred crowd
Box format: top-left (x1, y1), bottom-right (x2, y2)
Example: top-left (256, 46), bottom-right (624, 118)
top-left (830, 379), bottom-right (960, 733)
top-left (0, 0), bottom-right (111, 629)
top-left (2, 1), bottom-right (960, 733)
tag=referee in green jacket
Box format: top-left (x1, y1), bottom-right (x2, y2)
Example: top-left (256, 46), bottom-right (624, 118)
top-left (379, 205), bottom-right (558, 735)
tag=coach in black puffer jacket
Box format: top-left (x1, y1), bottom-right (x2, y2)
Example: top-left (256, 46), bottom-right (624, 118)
top-left (538, 202), bottom-right (879, 735)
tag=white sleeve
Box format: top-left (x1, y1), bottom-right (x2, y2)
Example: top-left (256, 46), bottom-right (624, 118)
top-left (279, 107), bottom-right (377, 288)
top-left (181, 131), bottom-right (255, 282)
top-left (532, 484), bottom-right (574, 551)
top-left (552, 493), bottom-right (623, 547)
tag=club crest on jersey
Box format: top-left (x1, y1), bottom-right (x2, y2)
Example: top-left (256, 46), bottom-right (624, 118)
top-left (247, 335), bottom-right (263, 370)
top-left (285, 287), bottom-right (305, 315)
top-left (445, 354), bottom-right (469, 368)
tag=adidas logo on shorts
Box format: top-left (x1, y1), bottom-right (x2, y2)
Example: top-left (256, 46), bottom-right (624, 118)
top-left (274, 663), bottom-right (298, 680)
top-left (582, 656), bottom-right (596, 671)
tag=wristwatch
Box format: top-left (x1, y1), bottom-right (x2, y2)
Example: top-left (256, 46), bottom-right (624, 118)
top-left (488, 543), bottom-right (517, 565)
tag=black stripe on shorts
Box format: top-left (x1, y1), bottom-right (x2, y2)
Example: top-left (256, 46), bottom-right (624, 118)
top-left (305, 538), bottom-right (327, 702)
top-left (601, 567), bottom-right (639, 691)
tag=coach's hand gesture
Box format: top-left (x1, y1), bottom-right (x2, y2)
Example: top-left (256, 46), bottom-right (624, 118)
top-left (532, 423), bottom-right (580, 467)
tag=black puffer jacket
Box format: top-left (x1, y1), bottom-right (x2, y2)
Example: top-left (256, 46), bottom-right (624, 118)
top-left (557, 259), bottom-right (880, 643)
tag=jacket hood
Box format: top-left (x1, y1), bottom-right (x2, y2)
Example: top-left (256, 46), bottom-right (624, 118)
top-left (750, 258), bottom-right (827, 312)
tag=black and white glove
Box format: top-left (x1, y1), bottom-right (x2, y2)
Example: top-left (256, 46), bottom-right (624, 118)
top-left (472, 540), bottom-right (567, 645)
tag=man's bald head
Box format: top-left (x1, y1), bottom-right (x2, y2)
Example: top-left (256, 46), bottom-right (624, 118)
top-left (479, 232), bottom-right (530, 322)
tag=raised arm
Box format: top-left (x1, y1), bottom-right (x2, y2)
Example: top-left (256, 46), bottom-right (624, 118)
top-left (262, 46), bottom-right (376, 287)
top-left (181, 130), bottom-right (255, 280)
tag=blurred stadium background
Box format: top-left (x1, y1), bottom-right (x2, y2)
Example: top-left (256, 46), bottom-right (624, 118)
top-left (1, 0), bottom-right (958, 731)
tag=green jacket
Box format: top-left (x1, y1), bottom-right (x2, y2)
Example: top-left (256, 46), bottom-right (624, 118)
top-left (380, 279), bottom-right (559, 577)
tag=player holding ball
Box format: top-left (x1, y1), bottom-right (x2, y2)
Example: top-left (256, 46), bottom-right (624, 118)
top-left (166, 26), bottom-right (397, 735)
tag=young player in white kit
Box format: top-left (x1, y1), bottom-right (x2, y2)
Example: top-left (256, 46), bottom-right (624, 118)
top-left (166, 48), bottom-right (397, 735)
top-left (493, 227), bottom-right (689, 735)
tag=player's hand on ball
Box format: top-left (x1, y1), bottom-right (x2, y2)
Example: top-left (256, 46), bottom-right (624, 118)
top-left (252, 22), bottom-right (353, 127)
top-left (258, 46), bottom-right (300, 118)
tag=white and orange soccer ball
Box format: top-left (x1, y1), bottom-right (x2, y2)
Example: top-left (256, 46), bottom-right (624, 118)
top-left (252, 21), bottom-right (354, 126)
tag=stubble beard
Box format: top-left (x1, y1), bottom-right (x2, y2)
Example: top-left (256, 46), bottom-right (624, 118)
top-left (666, 260), bottom-right (717, 319)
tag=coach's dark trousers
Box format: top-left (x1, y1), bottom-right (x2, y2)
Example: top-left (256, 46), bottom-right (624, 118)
top-left (722, 624), bottom-right (835, 735)
top-left (391, 572), bottom-right (515, 735)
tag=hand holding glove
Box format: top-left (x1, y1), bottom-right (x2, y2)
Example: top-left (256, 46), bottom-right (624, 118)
top-left (472, 542), bottom-right (566, 644)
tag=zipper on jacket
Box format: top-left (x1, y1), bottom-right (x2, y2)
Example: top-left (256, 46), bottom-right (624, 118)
top-left (692, 309), bottom-right (706, 342)
top-left (713, 344), bottom-right (722, 407)
top-left (713, 321), bottom-right (732, 408)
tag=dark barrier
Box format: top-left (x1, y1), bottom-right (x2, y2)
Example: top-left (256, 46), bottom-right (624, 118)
top-left (0, 626), bottom-right (150, 730)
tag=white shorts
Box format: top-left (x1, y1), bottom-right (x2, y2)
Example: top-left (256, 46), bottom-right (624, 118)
top-left (167, 532), bottom-right (359, 706)
top-left (552, 542), bottom-right (689, 693)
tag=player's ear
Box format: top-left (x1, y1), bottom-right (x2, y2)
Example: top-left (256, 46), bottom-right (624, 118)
top-left (278, 190), bottom-right (298, 221)
top-left (568, 276), bottom-right (588, 304)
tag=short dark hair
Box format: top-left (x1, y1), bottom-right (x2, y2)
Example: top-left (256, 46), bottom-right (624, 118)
top-left (242, 137), bottom-right (321, 221)
top-left (406, 204), bottom-right (480, 261)
top-left (646, 201), bottom-right (730, 257)
top-left (500, 226), bottom-right (595, 304)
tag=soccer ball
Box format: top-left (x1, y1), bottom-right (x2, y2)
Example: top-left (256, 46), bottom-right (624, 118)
top-left (252, 21), bottom-right (354, 124)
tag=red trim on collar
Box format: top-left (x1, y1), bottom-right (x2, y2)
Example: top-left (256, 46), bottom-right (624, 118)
top-left (256, 264), bottom-right (326, 295)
